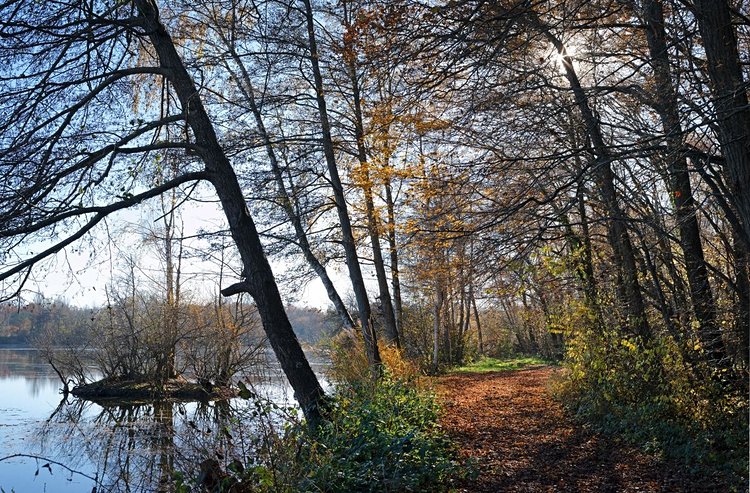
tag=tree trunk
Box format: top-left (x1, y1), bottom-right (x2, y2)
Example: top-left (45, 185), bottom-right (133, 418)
top-left (471, 286), bottom-right (484, 356)
top-left (733, 234), bottom-right (750, 364)
top-left (692, 0), bottom-right (750, 248)
top-left (635, 226), bottom-right (680, 340)
top-left (432, 280), bottom-right (444, 373)
top-left (642, 0), bottom-right (726, 363)
top-left (384, 178), bottom-right (404, 339)
top-left (343, 27), bottom-right (400, 347)
top-left (455, 281), bottom-right (465, 363)
top-left (461, 283), bottom-right (471, 363)
top-left (445, 277), bottom-right (455, 364)
top-left (575, 184), bottom-right (601, 320)
top-left (135, 0), bottom-right (326, 426)
top-left (560, 114), bottom-right (602, 322)
top-left (301, 0), bottom-right (381, 374)
top-left (554, 185), bottom-right (601, 324)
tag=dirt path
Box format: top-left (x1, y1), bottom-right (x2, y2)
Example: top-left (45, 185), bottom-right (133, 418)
top-left (436, 367), bottom-right (708, 493)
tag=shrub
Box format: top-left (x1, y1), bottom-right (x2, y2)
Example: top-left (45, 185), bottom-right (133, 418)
top-left (555, 328), bottom-right (748, 489)
top-left (297, 375), bottom-right (459, 492)
top-left (189, 337), bottom-right (461, 492)
top-left (325, 329), bottom-right (420, 385)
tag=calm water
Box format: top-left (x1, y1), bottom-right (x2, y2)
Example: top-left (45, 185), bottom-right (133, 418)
top-left (0, 347), bottom-right (329, 492)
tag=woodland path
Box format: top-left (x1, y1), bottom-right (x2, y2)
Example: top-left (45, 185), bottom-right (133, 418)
top-left (436, 367), bottom-right (716, 493)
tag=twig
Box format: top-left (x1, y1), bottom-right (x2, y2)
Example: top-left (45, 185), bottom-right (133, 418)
top-left (0, 454), bottom-right (99, 483)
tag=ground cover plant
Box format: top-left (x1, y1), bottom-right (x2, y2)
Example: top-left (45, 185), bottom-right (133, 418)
top-left (555, 328), bottom-right (748, 489)
top-left (176, 340), bottom-right (463, 492)
top-left (453, 355), bottom-right (552, 373)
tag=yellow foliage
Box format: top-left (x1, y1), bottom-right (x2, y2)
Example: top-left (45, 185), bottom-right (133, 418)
top-left (327, 329), bottom-right (370, 385)
top-left (620, 338), bottom-right (637, 352)
top-left (327, 329), bottom-right (419, 386)
top-left (379, 344), bottom-right (420, 380)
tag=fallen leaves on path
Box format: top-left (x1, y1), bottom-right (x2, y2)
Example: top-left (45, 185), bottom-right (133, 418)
top-left (436, 367), bottom-right (716, 493)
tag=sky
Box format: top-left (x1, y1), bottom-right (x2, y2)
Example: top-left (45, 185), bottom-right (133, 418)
top-left (21, 194), bottom-right (363, 311)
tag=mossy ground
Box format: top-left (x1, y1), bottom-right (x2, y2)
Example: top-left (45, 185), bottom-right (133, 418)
top-left (452, 355), bottom-right (552, 373)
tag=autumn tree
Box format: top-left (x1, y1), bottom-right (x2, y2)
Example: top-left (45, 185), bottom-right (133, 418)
top-left (299, 0), bottom-right (382, 373)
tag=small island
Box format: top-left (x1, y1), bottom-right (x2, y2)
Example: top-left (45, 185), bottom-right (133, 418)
top-left (70, 376), bottom-right (238, 403)
top-left (35, 261), bottom-right (263, 405)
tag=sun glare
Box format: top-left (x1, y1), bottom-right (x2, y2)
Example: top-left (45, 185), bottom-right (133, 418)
top-left (552, 42), bottom-right (579, 72)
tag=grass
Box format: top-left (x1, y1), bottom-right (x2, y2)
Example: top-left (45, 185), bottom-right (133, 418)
top-left (452, 355), bottom-right (552, 373)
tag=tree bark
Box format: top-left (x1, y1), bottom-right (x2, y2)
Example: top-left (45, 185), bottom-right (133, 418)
top-left (733, 234), bottom-right (750, 364)
top-left (432, 279), bottom-right (444, 374)
top-left (560, 111), bottom-right (601, 321)
top-left (692, 0), bottom-right (750, 248)
top-left (471, 285), bottom-right (484, 356)
top-left (445, 276), bottom-right (454, 364)
top-left (642, 0), bottom-right (727, 363)
top-left (134, 0), bottom-right (326, 426)
top-left (384, 177), bottom-right (404, 341)
top-left (575, 184), bottom-right (601, 319)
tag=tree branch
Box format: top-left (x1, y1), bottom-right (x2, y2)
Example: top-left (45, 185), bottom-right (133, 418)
top-left (0, 171), bottom-right (208, 283)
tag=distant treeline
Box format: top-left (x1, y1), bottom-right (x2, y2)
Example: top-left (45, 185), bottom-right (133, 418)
top-left (0, 299), bottom-right (336, 346)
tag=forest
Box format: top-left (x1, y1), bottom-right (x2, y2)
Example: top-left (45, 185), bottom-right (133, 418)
top-left (0, 0), bottom-right (748, 491)
top-left (0, 298), bottom-right (335, 346)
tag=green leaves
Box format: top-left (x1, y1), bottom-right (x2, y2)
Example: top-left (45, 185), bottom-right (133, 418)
top-left (556, 328), bottom-right (748, 485)
top-left (236, 380), bottom-right (256, 401)
top-left (300, 376), bottom-right (459, 492)
top-left (186, 375), bottom-right (459, 492)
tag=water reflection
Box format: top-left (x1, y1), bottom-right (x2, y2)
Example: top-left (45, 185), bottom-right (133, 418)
top-left (0, 348), bottom-right (323, 492)
top-left (0, 349), bottom-right (60, 399)
top-left (0, 347), bottom-right (52, 377)
top-left (33, 390), bottom-right (274, 491)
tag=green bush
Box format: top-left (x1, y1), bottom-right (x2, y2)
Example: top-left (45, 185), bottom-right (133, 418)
top-left (297, 376), bottom-right (459, 492)
top-left (205, 374), bottom-right (461, 492)
top-left (556, 328), bottom-right (748, 489)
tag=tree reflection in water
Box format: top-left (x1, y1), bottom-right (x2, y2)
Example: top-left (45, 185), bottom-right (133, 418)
top-left (37, 394), bottom-right (258, 492)
top-left (0, 351), bottom-right (315, 492)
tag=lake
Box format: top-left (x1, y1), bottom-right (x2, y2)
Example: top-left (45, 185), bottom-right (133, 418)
top-left (0, 347), bottom-right (329, 492)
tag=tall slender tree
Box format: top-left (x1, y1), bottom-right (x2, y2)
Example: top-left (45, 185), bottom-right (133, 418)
top-left (639, 0), bottom-right (726, 364)
top-left (528, 10), bottom-right (651, 339)
top-left (300, 0), bottom-right (381, 373)
top-left (339, 0), bottom-right (400, 347)
top-left (0, 0), bottom-right (327, 425)
top-left (207, 10), bottom-right (356, 332)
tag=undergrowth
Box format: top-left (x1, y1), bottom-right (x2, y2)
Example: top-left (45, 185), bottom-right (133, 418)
top-left (555, 328), bottom-right (748, 490)
top-left (179, 332), bottom-right (462, 492)
top-left (295, 375), bottom-right (458, 492)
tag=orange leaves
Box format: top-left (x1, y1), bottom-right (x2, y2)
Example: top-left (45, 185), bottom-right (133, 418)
top-left (437, 368), bottom-right (686, 492)
top-left (394, 111), bottom-right (452, 135)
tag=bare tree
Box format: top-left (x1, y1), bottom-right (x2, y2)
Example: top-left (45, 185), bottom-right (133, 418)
top-left (0, 0), bottom-right (326, 424)
top-left (199, 1), bottom-right (357, 332)
top-left (300, 0), bottom-right (382, 373)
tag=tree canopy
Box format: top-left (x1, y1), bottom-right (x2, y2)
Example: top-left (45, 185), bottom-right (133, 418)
top-left (1, 0), bottom-right (748, 440)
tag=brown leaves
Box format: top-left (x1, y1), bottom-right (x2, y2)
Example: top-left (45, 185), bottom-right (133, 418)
top-left (435, 368), bottom-right (702, 492)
